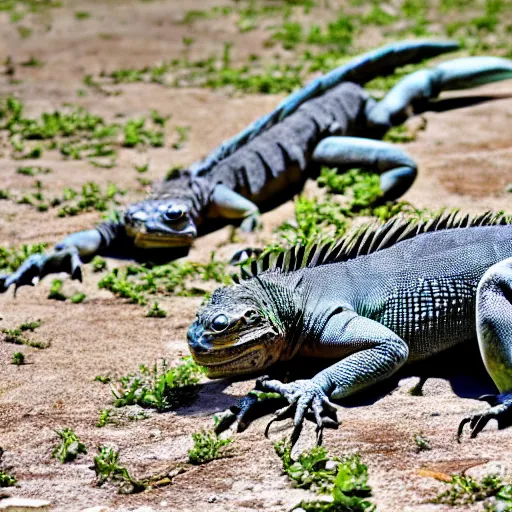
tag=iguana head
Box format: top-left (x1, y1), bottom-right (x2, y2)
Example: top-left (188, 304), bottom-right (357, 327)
top-left (187, 283), bottom-right (287, 378)
top-left (124, 172), bottom-right (208, 249)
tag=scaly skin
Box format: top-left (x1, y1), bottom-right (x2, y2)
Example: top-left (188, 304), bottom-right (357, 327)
top-left (188, 213), bottom-right (512, 444)
top-left (2, 41), bottom-right (512, 293)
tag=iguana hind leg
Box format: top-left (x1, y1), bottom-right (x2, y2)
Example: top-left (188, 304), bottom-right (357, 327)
top-left (312, 136), bottom-right (417, 201)
top-left (367, 56), bottom-right (512, 129)
top-left (458, 257), bottom-right (512, 439)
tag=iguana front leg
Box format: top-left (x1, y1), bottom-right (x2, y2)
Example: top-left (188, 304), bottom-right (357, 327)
top-left (312, 136), bottom-right (417, 201)
top-left (209, 184), bottom-right (260, 232)
top-left (458, 258), bottom-right (512, 439)
top-left (0, 223), bottom-right (117, 293)
top-left (260, 311), bottom-right (410, 444)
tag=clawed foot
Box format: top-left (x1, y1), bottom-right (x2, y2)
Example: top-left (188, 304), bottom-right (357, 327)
top-left (260, 378), bottom-right (339, 446)
top-left (239, 214), bottom-right (261, 233)
top-left (457, 392), bottom-right (512, 440)
top-left (0, 246), bottom-right (83, 294)
top-left (214, 387), bottom-right (286, 437)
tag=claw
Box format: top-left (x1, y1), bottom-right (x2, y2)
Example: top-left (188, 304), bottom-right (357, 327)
top-left (0, 247), bottom-right (84, 294)
top-left (457, 392), bottom-right (512, 441)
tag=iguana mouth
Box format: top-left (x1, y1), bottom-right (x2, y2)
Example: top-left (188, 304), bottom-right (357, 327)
top-left (133, 232), bottom-right (195, 249)
top-left (193, 348), bottom-right (266, 378)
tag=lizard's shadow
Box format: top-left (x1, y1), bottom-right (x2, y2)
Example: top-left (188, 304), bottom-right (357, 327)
top-left (416, 93), bottom-right (512, 115)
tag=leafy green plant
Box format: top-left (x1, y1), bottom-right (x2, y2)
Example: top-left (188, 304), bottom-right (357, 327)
top-left (12, 351), bottom-right (25, 365)
top-left (146, 301), bottom-right (167, 318)
top-left (71, 292), bottom-right (86, 303)
top-left (96, 409), bottom-right (113, 428)
top-left (16, 166), bottom-right (52, 176)
top-left (52, 428), bottom-right (87, 463)
top-left (0, 471), bottom-right (16, 487)
top-left (432, 474), bottom-right (512, 508)
top-left (98, 252), bottom-right (230, 305)
top-left (112, 357), bottom-right (203, 411)
top-left (275, 441), bottom-right (375, 511)
top-left (188, 430), bottom-right (232, 465)
top-left (91, 255), bottom-right (107, 272)
top-left (413, 433), bottom-right (431, 452)
top-left (2, 320), bottom-right (47, 349)
top-left (94, 375), bottom-right (111, 384)
top-left (48, 279), bottom-right (66, 301)
top-left (93, 446), bottom-right (146, 493)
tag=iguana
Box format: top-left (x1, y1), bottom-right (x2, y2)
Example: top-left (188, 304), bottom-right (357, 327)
top-left (187, 212), bottom-right (512, 444)
top-left (2, 41), bottom-right (512, 293)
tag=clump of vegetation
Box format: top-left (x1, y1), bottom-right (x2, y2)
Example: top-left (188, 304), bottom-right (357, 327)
top-left (0, 97), bottom-right (166, 166)
top-left (2, 320), bottom-right (48, 349)
top-left (146, 301), bottom-right (167, 318)
top-left (413, 433), bottom-right (431, 452)
top-left (0, 243), bottom-right (47, 273)
top-left (93, 446), bottom-right (145, 494)
top-left (48, 279), bottom-right (66, 301)
top-left (91, 255), bottom-right (107, 272)
top-left (12, 351), bottom-right (25, 365)
top-left (96, 409), bottom-right (113, 428)
top-left (112, 357), bottom-right (203, 412)
top-left (188, 430), bottom-right (232, 465)
top-left (0, 470), bottom-right (17, 488)
top-left (383, 124), bottom-right (418, 144)
top-left (432, 474), bottom-right (512, 509)
top-left (52, 428), bottom-right (87, 463)
top-left (275, 441), bottom-right (375, 511)
top-left (276, 167), bottom-right (422, 247)
top-left (16, 165), bottom-right (52, 176)
top-left (94, 375), bottom-right (111, 384)
top-left (71, 292), bottom-right (86, 303)
top-left (98, 252), bottom-right (230, 305)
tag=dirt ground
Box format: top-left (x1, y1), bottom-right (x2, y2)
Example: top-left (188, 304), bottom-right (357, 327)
top-left (0, 1), bottom-right (512, 511)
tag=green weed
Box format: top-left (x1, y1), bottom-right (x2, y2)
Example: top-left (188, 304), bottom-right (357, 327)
top-left (2, 320), bottom-right (47, 349)
top-left (52, 428), bottom-right (87, 463)
top-left (383, 124), bottom-right (417, 143)
top-left (94, 446), bottom-right (146, 493)
top-left (12, 351), bottom-right (25, 365)
top-left (146, 301), bottom-right (167, 318)
top-left (112, 357), bottom-right (203, 412)
top-left (74, 11), bottom-right (90, 20)
top-left (98, 252), bottom-right (230, 305)
top-left (432, 474), bottom-right (512, 508)
top-left (48, 279), bottom-right (66, 301)
top-left (16, 166), bottom-right (51, 176)
top-left (91, 255), bottom-right (107, 272)
top-left (275, 441), bottom-right (375, 511)
top-left (413, 433), bottom-right (431, 452)
top-left (96, 409), bottom-right (113, 427)
top-left (71, 292), bottom-right (86, 304)
top-left (188, 430), bottom-right (232, 465)
top-left (94, 375), bottom-right (111, 384)
top-left (0, 471), bottom-right (16, 488)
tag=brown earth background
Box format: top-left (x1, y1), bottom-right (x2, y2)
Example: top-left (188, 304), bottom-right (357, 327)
top-left (0, 0), bottom-right (511, 511)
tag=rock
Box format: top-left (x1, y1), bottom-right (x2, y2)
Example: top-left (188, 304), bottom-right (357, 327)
top-left (80, 507), bottom-right (109, 512)
top-left (207, 495), bottom-right (217, 503)
top-left (0, 498), bottom-right (51, 511)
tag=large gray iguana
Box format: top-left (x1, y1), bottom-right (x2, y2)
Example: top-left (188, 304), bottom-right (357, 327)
top-left (187, 212), bottom-right (512, 444)
top-left (2, 41), bottom-right (512, 292)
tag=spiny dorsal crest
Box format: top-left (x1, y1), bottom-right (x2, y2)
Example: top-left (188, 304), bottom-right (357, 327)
top-left (234, 210), bottom-right (511, 283)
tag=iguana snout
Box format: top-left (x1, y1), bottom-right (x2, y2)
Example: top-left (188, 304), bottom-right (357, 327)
top-left (124, 199), bottom-right (197, 248)
top-left (187, 289), bottom-right (285, 378)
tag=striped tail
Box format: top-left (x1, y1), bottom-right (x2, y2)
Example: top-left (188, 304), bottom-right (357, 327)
top-left (193, 40), bottom-right (459, 176)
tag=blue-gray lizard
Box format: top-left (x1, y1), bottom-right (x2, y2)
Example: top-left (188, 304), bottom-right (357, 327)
top-left (187, 212), bottom-right (512, 443)
top-left (2, 41), bottom-right (512, 293)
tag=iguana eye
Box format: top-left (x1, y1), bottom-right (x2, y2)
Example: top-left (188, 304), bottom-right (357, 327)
top-left (210, 314), bottom-right (229, 333)
top-left (163, 204), bottom-right (186, 222)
